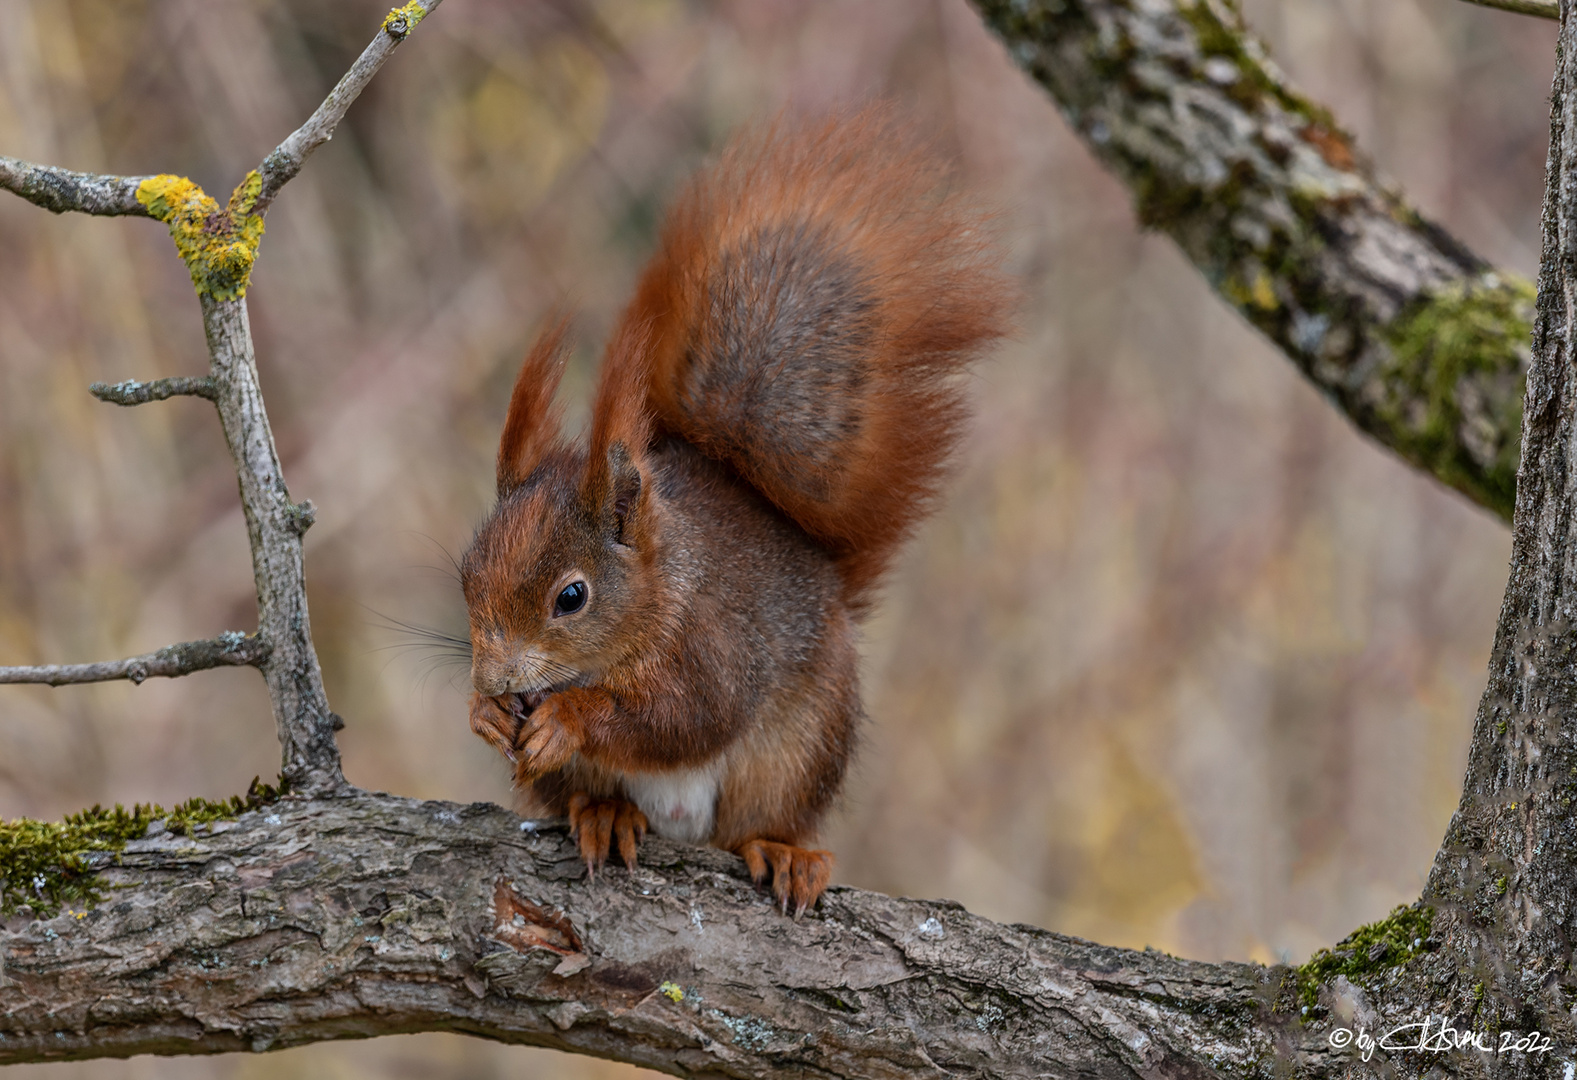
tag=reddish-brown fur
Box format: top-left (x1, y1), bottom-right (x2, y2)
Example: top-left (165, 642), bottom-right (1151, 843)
top-left (461, 107), bottom-right (1012, 914)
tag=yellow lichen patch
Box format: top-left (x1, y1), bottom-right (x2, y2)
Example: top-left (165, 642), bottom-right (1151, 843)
top-left (1249, 269), bottom-right (1277, 310)
top-left (383, 2), bottom-right (425, 37)
top-left (135, 172), bottom-right (265, 301)
top-left (658, 981), bottom-right (684, 1002)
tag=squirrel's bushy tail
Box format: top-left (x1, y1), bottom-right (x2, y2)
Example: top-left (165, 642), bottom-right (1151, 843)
top-left (605, 107), bottom-right (1014, 611)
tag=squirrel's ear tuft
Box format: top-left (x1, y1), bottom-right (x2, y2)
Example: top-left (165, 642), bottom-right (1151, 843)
top-left (497, 317), bottom-right (571, 497)
top-left (598, 440), bottom-right (647, 547)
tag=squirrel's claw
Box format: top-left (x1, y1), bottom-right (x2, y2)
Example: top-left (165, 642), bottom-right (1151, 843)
top-left (568, 793), bottom-right (648, 877)
top-left (738, 839), bottom-right (832, 917)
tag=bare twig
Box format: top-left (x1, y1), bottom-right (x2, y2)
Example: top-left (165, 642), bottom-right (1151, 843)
top-left (90, 376), bottom-right (218, 405)
top-left (0, 633), bottom-right (269, 687)
top-left (1458, 0), bottom-right (1557, 18)
top-left (0, 158), bottom-right (152, 217)
top-left (251, 0), bottom-right (444, 215)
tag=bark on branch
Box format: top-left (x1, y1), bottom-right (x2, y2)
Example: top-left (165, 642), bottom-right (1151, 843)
top-left (0, 791), bottom-right (1298, 1076)
top-left (89, 377), bottom-right (218, 405)
top-left (0, 158), bottom-right (151, 217)
top-left (976, 0), bottom-right (1535, 522)
top-left (0, 634), bottom-right (269, 687)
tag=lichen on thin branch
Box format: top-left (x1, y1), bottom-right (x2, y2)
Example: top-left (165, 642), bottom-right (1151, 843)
top-left (0, 633), bottom-right (270, 687)
top-left (135, 173), bottom-right (266, 301)
top-left (0, 2), bottom-right (452, 795)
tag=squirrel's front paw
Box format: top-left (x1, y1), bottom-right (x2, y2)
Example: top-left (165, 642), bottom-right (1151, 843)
top-left (511, 690), bottom-right (597, 783)
top-left (738, 839), bottom-right (833, 918)
top-left (469, 691), bottom-right (524, 762)
top-left (568, 792), bottom-right (648, 877)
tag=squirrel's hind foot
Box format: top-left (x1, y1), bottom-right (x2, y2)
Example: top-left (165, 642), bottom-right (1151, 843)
top-left (568, 792), bottom-right (648, 878)
top-left (737, 840), bottom-right (833, 918)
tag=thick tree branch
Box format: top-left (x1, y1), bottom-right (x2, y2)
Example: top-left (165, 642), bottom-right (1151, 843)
top-left (251, 0), bottom-right (443, 215)
top-left (0, 792), bottom-right (1300, 1076)
top-left (0, 158), bottom-right (152, 217)
top-left (1420, 0), bottom-right (1577, 1022)
top-left (976, 0), bottom-right (1533, 522)
top-left (89, 376), bottom-right (218, 405)
top-left (0, 634), bottom-right (269, 687)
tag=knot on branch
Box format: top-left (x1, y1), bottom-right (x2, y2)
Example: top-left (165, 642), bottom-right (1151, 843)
top-left (287, 499), bottom-right (317, 536)
top-left (135, 173), bottom-right (265, 301)
top-left (382, 3), bottom-right (426, 39)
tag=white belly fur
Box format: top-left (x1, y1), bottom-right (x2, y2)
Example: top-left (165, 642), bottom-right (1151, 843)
top-left (620, 763), bottom-right (721, 846)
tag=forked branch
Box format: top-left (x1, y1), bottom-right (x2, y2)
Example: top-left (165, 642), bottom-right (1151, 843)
top-left (0, 0), bottom-right (444, 793)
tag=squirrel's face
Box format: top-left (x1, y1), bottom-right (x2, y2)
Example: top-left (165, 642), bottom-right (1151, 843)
top-left (461, 445), bottom-right (653, 699)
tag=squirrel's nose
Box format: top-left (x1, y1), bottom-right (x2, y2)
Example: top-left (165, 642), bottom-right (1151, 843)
top-left (471, 659), bottom-right (509, 697)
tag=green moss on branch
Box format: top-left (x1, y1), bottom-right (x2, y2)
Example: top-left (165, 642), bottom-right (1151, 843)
top-left (1294, 903), bottom-right (1434, 1013)
top-left (1374, 277), bottom-right (1532, 520)
top-left (0, 777), bottom-right (286, 917)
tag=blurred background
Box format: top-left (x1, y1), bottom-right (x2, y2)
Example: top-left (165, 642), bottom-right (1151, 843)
top-left (0, 0), bottom-right (1552, 1075)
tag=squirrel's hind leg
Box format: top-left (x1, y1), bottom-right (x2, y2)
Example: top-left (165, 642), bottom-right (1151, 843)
top-left (568, 792), bottom-right (649, 877)
top-left (737, 839), bottom-right (833, 917)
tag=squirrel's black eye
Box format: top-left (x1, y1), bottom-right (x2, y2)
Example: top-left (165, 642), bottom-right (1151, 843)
top-left (553, 581), bottom-right (588, 617)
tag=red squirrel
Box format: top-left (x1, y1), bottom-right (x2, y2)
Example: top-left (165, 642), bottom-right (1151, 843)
top-left (462, 108), bottom-right (1012, 914)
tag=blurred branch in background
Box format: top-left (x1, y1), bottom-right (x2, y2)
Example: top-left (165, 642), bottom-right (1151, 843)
top-left (1460, 0), bottom-right (1557, 18)
top-left (977, 0), bottom-right (1534, 523)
